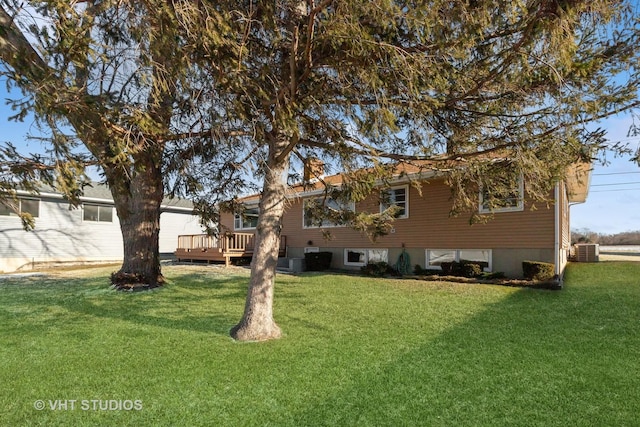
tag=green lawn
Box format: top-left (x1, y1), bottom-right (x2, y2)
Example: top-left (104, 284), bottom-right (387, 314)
top-left (1, 262), bottom-right (639, 426)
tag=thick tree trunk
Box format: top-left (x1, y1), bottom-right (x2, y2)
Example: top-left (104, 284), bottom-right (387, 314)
top-left (230, 145), bottom-right (290, 341)
top-left (109, 158), bottom-right (165, 291)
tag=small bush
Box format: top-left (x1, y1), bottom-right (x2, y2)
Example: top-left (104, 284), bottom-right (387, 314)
top-left (522, 261), bottom-right (555, 281)
top-left (440, 262), bottom-right (454, 275)
top-left (460, 262), bottom-right (483, 278)
top-left (361, 261), bottom-right (393, 277)
top-left (440, 261), bottom-right (484, 278)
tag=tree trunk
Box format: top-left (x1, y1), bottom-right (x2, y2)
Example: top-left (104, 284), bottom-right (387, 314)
top-left (109, 157), bottom-right (165, 291)
top-left (230, 144), bottom-right (290, 341)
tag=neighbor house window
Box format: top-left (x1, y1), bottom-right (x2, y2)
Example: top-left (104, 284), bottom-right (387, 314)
top-left (479, 175), bottom-right (524, 213)
top-left (83, 204), bottom-right (113, 222)
top-left (0, 198), bottom-right (40, 218)
top-left (380, 185), bottom-right (408, 219)
top-left (234, 206), bottom-right (259, 230)
top-left (426, 249), bottom-right (492, 271)
top-left (344, 248), bottom-right (388, 267)
top-left (303, 197), bottom-right (354, 228)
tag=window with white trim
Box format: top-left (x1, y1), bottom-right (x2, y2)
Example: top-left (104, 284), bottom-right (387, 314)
top-left (380, 185), bottom-right (408, 219)
top-left (0, 198), bottom-right (40, 218)
top-left (234, 206), bottom-right (259, 230)
top-left (83, 204), bottom-right (113, 222)
top-left (425, 250), bottom-right (456, 268)
top-left (303, 197), bottom-right (354, 228)
top-left (344, 248), bottom-right (388, 267)
top-left (479, 175), bottom-right (524, 213)
top-left (426, 249), bottom-right (492, 271)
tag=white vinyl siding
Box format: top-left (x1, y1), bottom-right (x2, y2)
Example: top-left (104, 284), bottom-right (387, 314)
top-left (159, 211), bottom-right (203, 253)
top-left (0, 196), bottom-right (203, 273)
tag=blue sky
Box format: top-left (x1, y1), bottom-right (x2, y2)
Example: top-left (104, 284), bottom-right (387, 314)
top-left (570, 114), bottom-right (640, 234)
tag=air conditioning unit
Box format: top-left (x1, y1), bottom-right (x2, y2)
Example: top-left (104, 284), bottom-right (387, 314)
top-left (574, 244), bottom-right (599, 262)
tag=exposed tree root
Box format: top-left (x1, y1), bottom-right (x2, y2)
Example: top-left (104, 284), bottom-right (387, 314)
top-left (110, 272), bottom-right (165, 292)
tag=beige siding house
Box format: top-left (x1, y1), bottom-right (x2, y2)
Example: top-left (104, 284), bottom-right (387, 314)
top-left (217, 163), bottom-right (590, 278)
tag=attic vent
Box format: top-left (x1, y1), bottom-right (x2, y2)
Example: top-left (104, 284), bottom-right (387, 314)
top-left (574, 244), bottom-right (599, 262)
top-left (303, 158), bottom-right (324, 182)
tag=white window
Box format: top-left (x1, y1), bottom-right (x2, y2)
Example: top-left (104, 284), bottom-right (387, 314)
top-left (0, 198), bottom-right (40, 218)
top-left (479, 175), bottom-right (524, 213)
top-left (380, 185), bottom-right (408, 219)
top-left (303, 197), bottom-right (354, 228)
top-left (426, 249), bottom-right (492, 271)
top-left (425, 250), bottom-right (456, 268)
top-left (459, 249), bottom-right (491, 267)
top-left (344, 248), bottom-right (388, 267)
top-left (234, 206), bottom-right (259, 230)
top-left (83, 204), bottom-right (113, 222)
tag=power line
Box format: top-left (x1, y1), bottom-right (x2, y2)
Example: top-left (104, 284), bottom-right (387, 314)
top-left (593, 171), bottom-right (640, 176)
top-left (591, 181), bottom-right (640, 187)
top-left (590, 188), bottom-right (640, 193)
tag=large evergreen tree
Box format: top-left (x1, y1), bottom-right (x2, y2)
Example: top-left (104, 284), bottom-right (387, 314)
top-left (171, 0), bottom-right (639, 341)
top-left (0, 1), bottom-right (199, 288)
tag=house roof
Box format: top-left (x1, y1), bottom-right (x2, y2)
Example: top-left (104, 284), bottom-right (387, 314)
top-left (565, 161), bottom-right (592, 203)
top-left (17, 182), bottom-right (195, 211)
top-left (236, 158), bottom-right (592, 204)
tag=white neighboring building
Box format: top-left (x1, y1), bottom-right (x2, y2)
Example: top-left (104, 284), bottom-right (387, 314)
top-left (0, 184), bottom-right (203, 273)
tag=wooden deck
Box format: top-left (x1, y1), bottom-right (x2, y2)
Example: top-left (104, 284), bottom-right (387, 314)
top-left (174, 233), bottom-right (286, 266)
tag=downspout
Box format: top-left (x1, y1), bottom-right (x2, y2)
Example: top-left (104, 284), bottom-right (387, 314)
top-left (554, 183), bottom-right (562, 280)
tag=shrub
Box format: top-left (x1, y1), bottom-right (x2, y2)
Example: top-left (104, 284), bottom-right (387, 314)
top-left (522, 261), bottom-right (555, 281)
top-left (440, 262), bottom-right (454, 275)
top-left (361, 261), bottom-right (392, 277)
top-left (460, 262), bottom-right (483, 278)
top-left (304, 251), bottom-right (333, 271)
top-left (441, 261), bottom-right (484, 278)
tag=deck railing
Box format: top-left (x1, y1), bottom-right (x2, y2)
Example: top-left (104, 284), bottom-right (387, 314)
top-left (176, 233), bottom-right (286, 255)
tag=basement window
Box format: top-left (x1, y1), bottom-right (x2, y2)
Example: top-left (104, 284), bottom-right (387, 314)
top-left (426, 249), bottom-right (492, 271)
top-left (344, 248), bottom-right (388, 267)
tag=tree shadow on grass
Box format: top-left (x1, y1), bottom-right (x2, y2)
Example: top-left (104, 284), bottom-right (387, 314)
top-left (0, 273), bottom-right (254, 337)
top-left (275, 270), bottom-right (640, 426)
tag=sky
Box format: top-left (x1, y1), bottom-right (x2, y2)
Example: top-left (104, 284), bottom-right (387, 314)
top-left (570, 114), bottom-right (640, 235)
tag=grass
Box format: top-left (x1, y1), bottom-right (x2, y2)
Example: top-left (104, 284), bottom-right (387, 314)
top-left (1, 262), bottom-right (639, 426)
